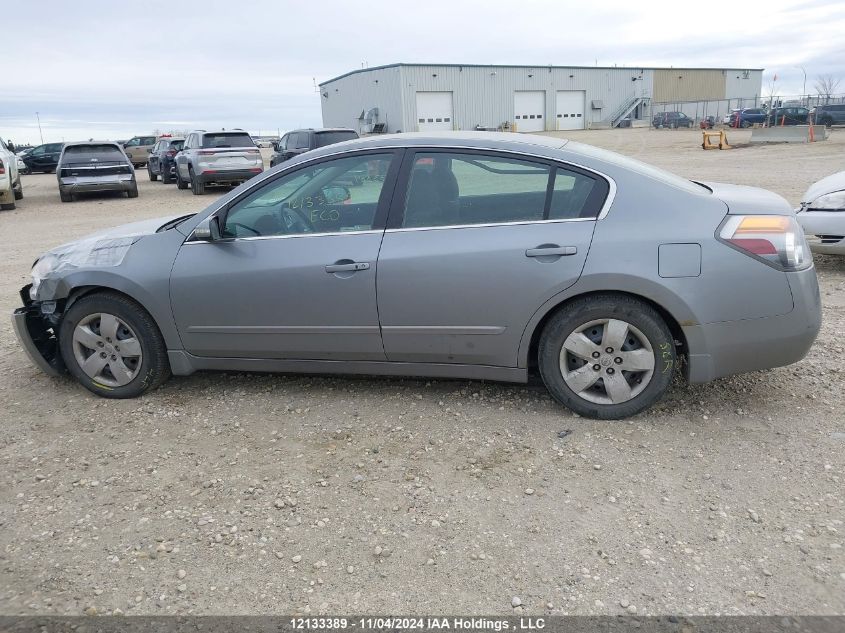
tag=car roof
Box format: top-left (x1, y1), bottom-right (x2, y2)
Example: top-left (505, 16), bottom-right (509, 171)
top-left (306, 131), bottom-right (568, 155)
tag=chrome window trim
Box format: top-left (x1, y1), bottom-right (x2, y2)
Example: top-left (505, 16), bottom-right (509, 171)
top-left (189, 143), bottom-right (618, 240)
top-left (384, 216), bottom-right (595, 234)
top-left (185, 229), bottom-right (384, 245)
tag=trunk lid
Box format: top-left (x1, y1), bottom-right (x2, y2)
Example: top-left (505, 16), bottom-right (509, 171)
top-left (698, 181), bottom-right (795, 215)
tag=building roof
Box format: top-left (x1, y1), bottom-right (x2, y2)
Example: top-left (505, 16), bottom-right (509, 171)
top-left (320, 63), bottom-right (765, 86)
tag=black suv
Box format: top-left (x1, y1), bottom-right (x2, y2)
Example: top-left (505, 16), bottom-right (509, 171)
top-left (22, 142), bottom-right (65, 173)
top-left (651, 112), bottom-right (694, 129)
top-left (270, 128), bottom-right (358, 167)
top-left (147, 137), bottom-right (185, 183)
top-left (767, 107), bottom-right (809, 126)
top-left (812, 104), bottom-right (845, 127)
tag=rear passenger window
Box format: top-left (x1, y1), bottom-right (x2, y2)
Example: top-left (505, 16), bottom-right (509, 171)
top-left (399, 153), bottom-right (609, 228)
top-left (401, 153), bottom-right (550, 228)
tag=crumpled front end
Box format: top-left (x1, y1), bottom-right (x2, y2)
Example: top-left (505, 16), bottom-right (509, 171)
top-left (12, 285), bottom-right (65, 376)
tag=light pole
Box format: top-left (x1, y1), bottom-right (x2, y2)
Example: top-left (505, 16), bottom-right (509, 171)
top-left (35, 111), bottom-right (44, 144)
top-left (795, 66), bottom-right (806, 105)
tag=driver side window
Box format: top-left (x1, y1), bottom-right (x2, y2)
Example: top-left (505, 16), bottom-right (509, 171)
top-left (222, 153), bottom-right (394, 238)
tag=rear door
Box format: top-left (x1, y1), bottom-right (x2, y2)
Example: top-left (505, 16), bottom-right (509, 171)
top-left (376, 149), bottom-right (609, 367)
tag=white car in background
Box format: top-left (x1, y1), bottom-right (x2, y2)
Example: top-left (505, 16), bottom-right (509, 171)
top-left (797, 171), bottom-right (845, 255)
top-left (0, 136), bottom-right (23, 210)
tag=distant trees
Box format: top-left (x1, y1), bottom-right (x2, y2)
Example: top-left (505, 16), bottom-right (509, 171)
top-left (814, 75), bottom-right (842, 102)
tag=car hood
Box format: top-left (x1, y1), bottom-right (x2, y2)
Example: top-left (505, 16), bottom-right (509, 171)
top-left (801, 171), bottom-right (845, 205)
top-left (699, 181), bottom-right (795, 215)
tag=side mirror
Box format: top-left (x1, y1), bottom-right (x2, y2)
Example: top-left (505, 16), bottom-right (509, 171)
top-left (322, 185), bottom-right (351, 205)
top-left (192, 216), bottom-right (221, 241)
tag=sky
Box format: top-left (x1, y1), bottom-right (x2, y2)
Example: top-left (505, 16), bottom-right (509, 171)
top-left (2, 0), bottom-right (844, 145)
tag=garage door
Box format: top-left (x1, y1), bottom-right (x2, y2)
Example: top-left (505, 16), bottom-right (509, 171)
top-left (556, 90), bottom-right (586, 130)
top-left (514, 91), bottom-right (546, 132)
top-left (416, 92), bottom-right (454, 131)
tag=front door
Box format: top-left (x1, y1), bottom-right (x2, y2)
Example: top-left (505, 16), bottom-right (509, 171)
top-left (376, 150), bottom-right (609, 367)
top-left (170, 150), bottom-right (400, 360)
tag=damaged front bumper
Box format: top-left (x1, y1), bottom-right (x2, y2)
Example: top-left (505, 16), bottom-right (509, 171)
top-left (11, 284), bottom-right (65, 377)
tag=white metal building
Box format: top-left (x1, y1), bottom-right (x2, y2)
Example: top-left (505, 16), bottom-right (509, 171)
top-left (318, 63), bottom-right (763, 133)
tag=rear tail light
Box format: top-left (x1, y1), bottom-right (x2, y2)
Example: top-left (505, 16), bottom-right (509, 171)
top-left (166, 150), bottom-right (177, 157)
top-left (718, 214), bottom-right (812, 271)
top-left (0, 158), bottom-right (5, 175)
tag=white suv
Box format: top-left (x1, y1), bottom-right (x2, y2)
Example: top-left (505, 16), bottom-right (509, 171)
top-left (0, 137), bottom-right (22, 210)
top-left (174, 129), bottom-right (263, 195)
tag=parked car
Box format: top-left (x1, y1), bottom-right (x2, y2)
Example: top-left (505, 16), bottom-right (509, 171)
top-left (22, 142), bottom-right (64, 173)
top-left (699, 116), bottom-right (716, 129)
top-left (722, 110), bottom-right (739, 125)
top-left (175, 129), bottom-right (263, 195)
top-left (13, 133), bottom-right (820, 420)
top-left (57, 141), bottom-right (138, 202)
top-left (147, 137), bottom-right (185, 183)
top-left (253, 136), bottom-right (279, 148)
top-left (651, 112), bottom-right (694, 128)
top-left (767, 107), bottom-right (810, 126)
top-left (0, 136), bottom-right (23, 210)
top-left (270, 128), bottom-right (359, 167)
top-left (729, 108), bottom-right (768, 128)
top-left (811, 104), bottom-right (845, 127)
top-left (796, 171), bottom-right (845, 255)
top-left (122, 135), bottom-right (158, 167)
top-left (16, 154), bottom-right (28, 174)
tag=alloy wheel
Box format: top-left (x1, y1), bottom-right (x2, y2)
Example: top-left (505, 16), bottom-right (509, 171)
top-left (559, 318), bottom-right (655, 405)
top-left (72, 313), bottom-right (143, 387)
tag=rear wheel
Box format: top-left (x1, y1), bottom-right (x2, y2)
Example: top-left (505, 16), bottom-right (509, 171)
top-left (127, 182), bottom-right (139, 198)
top-left (59, 292), bottom-right (170, 399)
top-left (190, 168), bottom-right (206, 195)
top-left (176, 167), bottom-right (188, 190)
top-left (160, 164), bottom-right (172, 184)
top-left (148, 166), bottom-right (158, 181)
top-left (59, 188), bottom-right (73, 203)
top-left (13, 177), bottom-right (23, 200)
top-left (538, 294), bottom-right (676, 420)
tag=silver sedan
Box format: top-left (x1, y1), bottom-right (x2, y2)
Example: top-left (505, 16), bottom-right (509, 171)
top-left (12, 132), bottom-right (821, 419)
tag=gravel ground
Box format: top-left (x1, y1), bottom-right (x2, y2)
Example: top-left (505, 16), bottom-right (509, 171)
top-left (0, 130), bottom-right (843, 616)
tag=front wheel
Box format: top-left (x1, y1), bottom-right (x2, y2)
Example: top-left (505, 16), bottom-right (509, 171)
top-left (59, 292), bottom-right (171, 398)
top-left (538, 295), bottom-right (676, 420)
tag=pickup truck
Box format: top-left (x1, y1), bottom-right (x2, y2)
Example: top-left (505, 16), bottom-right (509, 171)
top-left (0, 136), bottom-right (23, 210)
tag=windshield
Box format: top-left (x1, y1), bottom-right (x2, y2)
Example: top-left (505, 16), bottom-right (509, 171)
top-left (202, 133), bottom-right (255, 148)
top-left (315, 131), bottom-right (358, 147)
top-left (62, 145), bottom-right (126, 162)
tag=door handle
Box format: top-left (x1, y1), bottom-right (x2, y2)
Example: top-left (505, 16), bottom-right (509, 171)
top-left (325, 262), bottom-right (370, 273)
top-left (525, 245), bottom-right (577, 257)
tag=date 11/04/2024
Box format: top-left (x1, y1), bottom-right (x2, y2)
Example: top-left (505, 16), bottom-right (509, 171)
top-left (290, 618), bottom-right (548, 630)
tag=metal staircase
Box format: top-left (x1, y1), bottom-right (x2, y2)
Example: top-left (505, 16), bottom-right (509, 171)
top-left (609, 93), bottom-right (648, 128)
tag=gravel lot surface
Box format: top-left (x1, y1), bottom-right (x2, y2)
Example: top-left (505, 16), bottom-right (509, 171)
top-left (1, 130), bottom-right (843, 616)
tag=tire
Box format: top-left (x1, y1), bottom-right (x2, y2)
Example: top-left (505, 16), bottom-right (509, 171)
top-left (537, 294), bottom-right (676, 420)
top-left (127, 182), bottom-right (139, 198)
top-left (160, 165), bottom-right (172, 184)
top-left (176, 167), bottom-right (188, 190)
top-left (59, 188), bottom-right (73, 203)
top-left (0, 202), bottom-right (14, 210)
top-left (13, 177), bottom-right (23, 200)
top-left (59, 292), bottom-right (171, 399)
top-left (821, 117), bottom-right (833, 128)
top-left (741, 120), bottom-right (752, 128)
top-left (190, 168), bottom-right (205, 195)
top-left (148, 166), bottom-right (158, 182)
